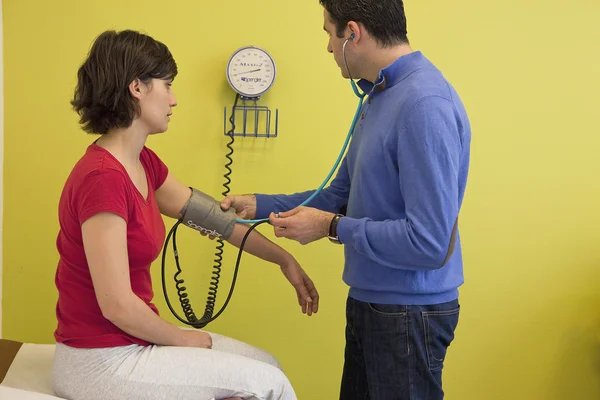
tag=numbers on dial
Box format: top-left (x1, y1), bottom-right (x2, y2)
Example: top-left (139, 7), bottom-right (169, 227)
top-left (227, 47), bottom-right (276, 97)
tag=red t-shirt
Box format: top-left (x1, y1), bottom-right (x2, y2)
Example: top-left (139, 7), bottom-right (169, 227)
top-left (54, 143), bottom-right (168, 348)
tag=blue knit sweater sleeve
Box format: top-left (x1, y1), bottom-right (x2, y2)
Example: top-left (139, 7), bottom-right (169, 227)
top-left (336, 96), bottom-right (461, 270)
top-left (255, 157), bottom-right (352, 218)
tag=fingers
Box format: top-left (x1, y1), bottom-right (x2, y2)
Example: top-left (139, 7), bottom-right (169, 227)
top-left (202, 332), bottom-right (213, 349)
top-left (220, 196), bottom-right (231, 211)
top-left (277, 207), bottom-right (302, 219)
top-left (274, 227), bottom-right (288, 238)
top-left (268, 207), bottom-right (302, 225)
top-left (301, 297), bottom-right (313, 316)
top-left (269, 213), bottom-right (289, 238)
top-left (294, 279), bottom-right (319, 316)
top-left (293, 279), bottom-right (312, 314)
top-left (305, 277), bottom-right (319, 314)
top-left (199, 231), bottom-right (217, 240)
top-left (294, 282), bottom-right (312, 305)
top-left (268, 212), bottom-right (281, 226)
top-left (268, 209), bottom-right (318, 243)
top-left (269, 212), bottom-right (302, 241)
top-left (224, 195), bottom-right (252, 219)
top-left (300, 277), bottom-right (318, 315)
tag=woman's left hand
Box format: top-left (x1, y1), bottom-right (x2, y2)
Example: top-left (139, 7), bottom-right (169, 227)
top-left (280, 258), bottom-right (319, 316)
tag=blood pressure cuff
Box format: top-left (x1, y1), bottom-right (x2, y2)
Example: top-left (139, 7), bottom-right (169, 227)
top-left (179, 188), bottom-right (237, 239)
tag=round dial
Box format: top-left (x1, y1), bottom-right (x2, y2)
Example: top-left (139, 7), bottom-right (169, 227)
top-left (226, 46), bottom-right (276, 98)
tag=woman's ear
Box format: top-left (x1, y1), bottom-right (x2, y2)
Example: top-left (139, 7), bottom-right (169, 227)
top-left (128, 78), bottom-right (143, 100)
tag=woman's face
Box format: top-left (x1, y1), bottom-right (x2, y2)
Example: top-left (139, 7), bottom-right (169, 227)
top-left (137, 78), bottom-right (177, 134)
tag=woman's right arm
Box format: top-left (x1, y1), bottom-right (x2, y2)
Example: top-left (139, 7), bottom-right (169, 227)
top-left (81, 211), bottom-right (211, 348)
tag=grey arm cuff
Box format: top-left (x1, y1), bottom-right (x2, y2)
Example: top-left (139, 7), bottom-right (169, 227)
top-left (179, 188), bottom-right (237, 239)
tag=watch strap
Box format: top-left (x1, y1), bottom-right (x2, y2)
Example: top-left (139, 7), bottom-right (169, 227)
top-left (328, 214), bottom-right (343, 244)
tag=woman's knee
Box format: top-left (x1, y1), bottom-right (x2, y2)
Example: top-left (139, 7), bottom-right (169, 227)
top-left (269, 367), bottom-right (296, 399)
top-left (255, 348), bottom-right (282, 369)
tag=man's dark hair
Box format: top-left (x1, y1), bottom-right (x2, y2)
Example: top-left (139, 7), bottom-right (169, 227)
top-left (71, 30), bottom-right (178, 134)
top-left (320, 0), bottom-right (409, 47)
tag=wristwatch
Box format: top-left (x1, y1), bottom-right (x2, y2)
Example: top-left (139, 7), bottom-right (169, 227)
top-left (328, 214), bottom-right (344, 244)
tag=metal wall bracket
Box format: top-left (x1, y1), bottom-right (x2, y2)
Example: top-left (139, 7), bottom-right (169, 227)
top-left (224, 97), bottom-right (278, 138)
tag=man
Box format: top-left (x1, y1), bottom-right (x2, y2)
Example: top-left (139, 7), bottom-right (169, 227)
top-left (221, 1), bottom-right (471, 399)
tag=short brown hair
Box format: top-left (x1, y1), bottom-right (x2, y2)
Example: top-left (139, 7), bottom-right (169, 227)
top-left (71, 30), bottom-right (178, 134)
top-left (320, 0), bottom-right (409, 47)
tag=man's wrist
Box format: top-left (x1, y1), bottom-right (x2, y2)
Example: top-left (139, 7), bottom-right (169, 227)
top-left (318, 212), bottom-right (332, 237)
top-left (328, 213), bottom-right (344, 244)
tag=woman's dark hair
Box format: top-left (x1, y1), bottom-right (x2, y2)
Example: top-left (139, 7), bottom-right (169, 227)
top-left (71, 30), bottom-right (178, 134)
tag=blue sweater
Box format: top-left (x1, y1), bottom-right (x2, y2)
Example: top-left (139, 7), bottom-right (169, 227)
top-left (255, 51), bottom-right (471, 305)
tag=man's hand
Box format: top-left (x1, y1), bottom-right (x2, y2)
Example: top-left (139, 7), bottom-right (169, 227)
top-left (269, 206), bottom-right (334, 245)
top-left (279, 257), bottom-right (319, 316)
top-left (220, 194), bottom-right (257, 220)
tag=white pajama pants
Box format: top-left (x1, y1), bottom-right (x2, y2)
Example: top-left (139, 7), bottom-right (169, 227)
top-left (51, 332), bottom-right (297, 400)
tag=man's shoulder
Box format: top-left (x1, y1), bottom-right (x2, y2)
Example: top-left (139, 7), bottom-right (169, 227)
top-left (398, 68), bottom-right (453, 101)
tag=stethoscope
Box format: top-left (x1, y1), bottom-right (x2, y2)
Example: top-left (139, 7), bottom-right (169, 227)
top-left (239, 32), bottom-right (366, 224)
top-left (161, 33), bottom-right (367, 329)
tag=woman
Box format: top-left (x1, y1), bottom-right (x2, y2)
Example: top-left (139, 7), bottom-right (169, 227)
top-left (51, 29), bottom-right (317, 400)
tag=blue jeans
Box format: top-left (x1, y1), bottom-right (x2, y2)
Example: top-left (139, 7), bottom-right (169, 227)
top-left (339, 296), bottom-right (460, 400)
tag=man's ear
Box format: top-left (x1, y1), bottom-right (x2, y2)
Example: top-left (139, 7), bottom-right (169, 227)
top-left (129, 78), bottom-right (143, 100)
top-left (347, 21), bottom-right (361, 42)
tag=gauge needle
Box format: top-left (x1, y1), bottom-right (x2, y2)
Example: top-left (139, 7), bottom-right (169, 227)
top-left (233, 68), bottom-right (261, 76)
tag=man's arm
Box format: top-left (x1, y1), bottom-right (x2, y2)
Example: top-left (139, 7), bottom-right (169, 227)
top-left (335, 96), bottom-right (462, 270)
top-left (254, 156), bottom-right (352, 219)
top-left (271, 96), bottom-right (462, 271)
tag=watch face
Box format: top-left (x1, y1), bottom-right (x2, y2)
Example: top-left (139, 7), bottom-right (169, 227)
top-left (226, 46), bottom-right (276, 98)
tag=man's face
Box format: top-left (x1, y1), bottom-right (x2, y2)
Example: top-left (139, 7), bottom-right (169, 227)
top-left (323, 9), bottom-right (350, 79)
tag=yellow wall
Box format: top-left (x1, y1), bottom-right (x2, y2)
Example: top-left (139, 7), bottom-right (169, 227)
top-left (3, 0), bottom-right (600, 399)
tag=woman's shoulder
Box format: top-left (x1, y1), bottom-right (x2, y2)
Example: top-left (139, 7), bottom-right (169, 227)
top-left (66, 144), bottom-right (127, 188)
top-left (140, 145), bottom-right (164, 165)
